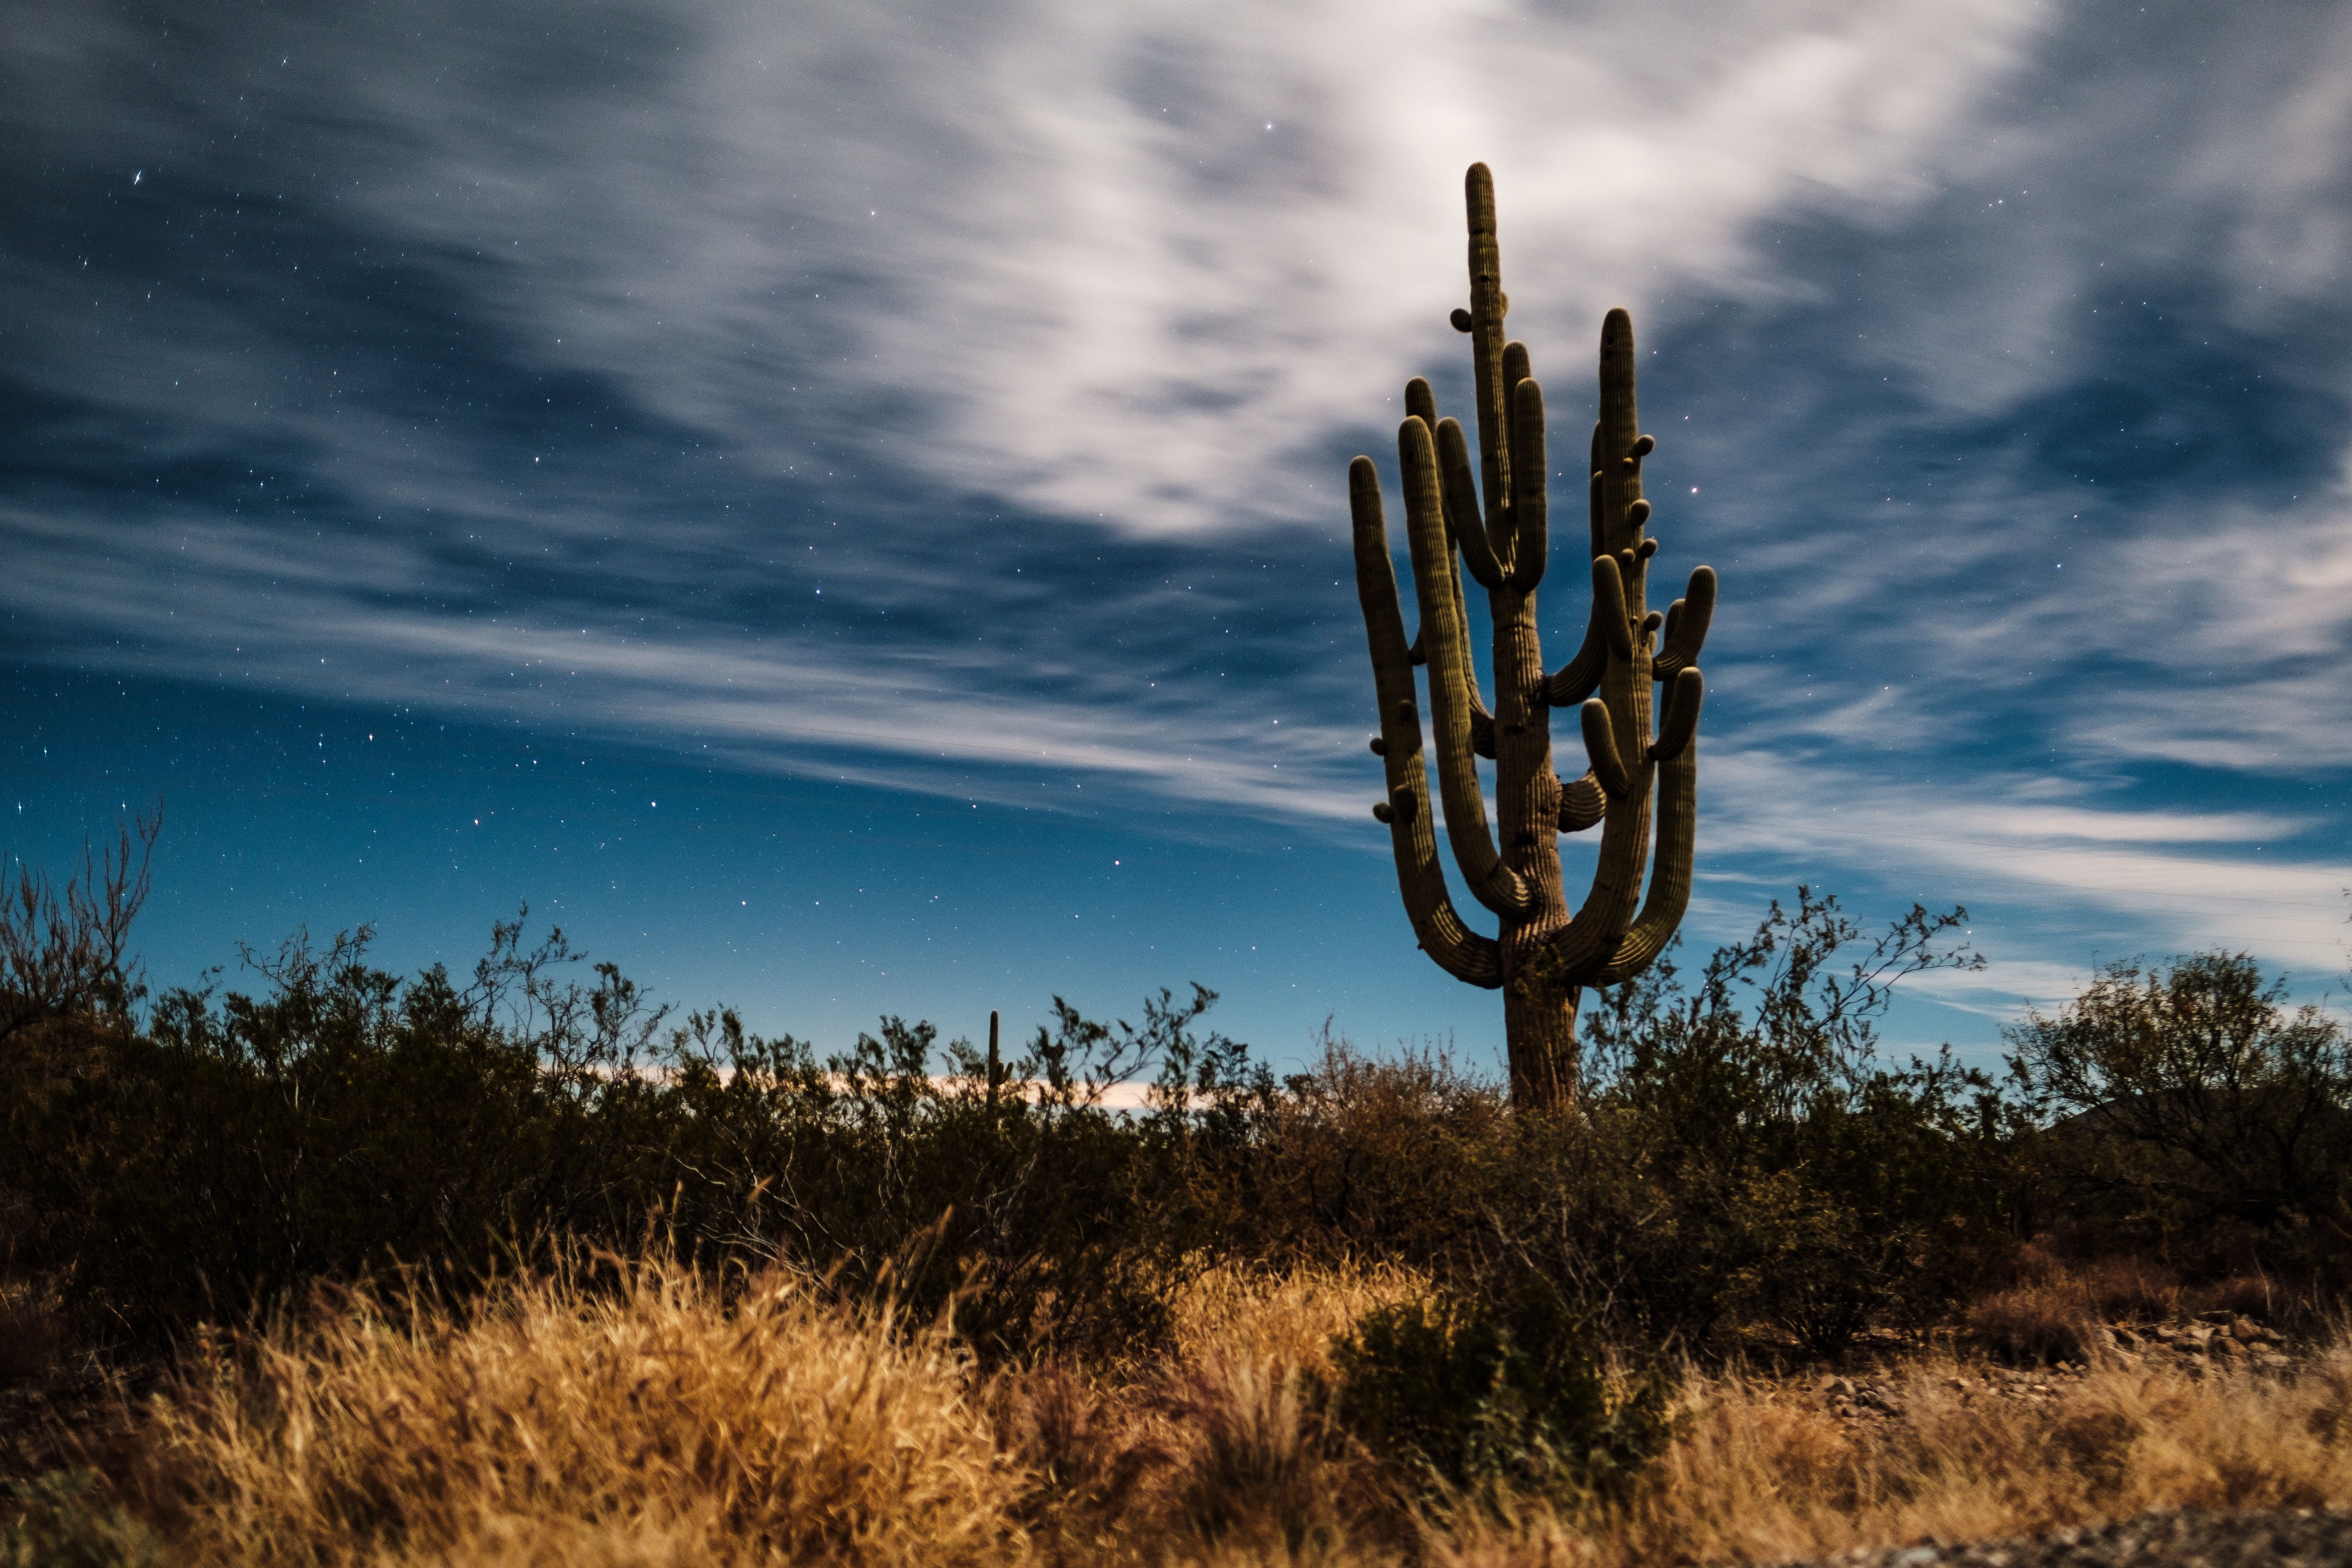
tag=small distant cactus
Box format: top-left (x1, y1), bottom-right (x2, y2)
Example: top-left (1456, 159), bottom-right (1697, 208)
top-left (1350, 163), bottom-right (1716, 1109)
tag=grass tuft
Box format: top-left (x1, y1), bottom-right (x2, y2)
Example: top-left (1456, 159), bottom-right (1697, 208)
top-left (9, 1259), bottom-right (2338, 1567)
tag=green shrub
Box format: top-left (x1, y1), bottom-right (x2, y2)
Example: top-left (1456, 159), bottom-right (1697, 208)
top-left (0, 1471), bottom-right (160, 1568)
top-left (0, 816), bottom-right (2109, 1372)
top-left (4, 898), bottom-right (1269, 1359)
top-left (1564, 890), bottom-right (2023, 1352)
top-left (2006, 952), bottom-right (2352, 1282)
top-left (1329, 1275), bottom-right (1671, 1501)
top-left (1190, 890), bottom-right (2027, 1359)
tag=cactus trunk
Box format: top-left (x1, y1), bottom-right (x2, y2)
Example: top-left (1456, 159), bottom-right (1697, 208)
top-left (1349, 164), bottom-right (1718, 1112)
top-left (1504, 976), bottom-right (1579, 1109)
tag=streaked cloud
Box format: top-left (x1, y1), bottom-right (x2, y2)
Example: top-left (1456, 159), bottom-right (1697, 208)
top-left (4, 0), bottom-right (2349, 1033)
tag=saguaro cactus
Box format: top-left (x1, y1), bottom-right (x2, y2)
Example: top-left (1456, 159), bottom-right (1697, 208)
top-left (1350, 163), bottom-right (1717, 1109)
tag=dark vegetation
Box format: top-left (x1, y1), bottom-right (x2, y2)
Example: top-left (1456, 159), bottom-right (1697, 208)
top-left (3, 817), bottom-right (2349, 1496)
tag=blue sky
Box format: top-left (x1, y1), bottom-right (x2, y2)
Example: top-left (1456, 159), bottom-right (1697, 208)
top-left (6, 0), bottom-right (2348, 1072)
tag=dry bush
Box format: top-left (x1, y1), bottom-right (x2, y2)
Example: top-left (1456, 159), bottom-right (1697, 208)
top-left (1432, 1345), bottom-right (2352, 1568)
top-left (1166, 1261), bottom-right (1430, 1377)
top-left (112, 1255), bottom-right (1025, 1568)
top-left (990, 1259), bottom-right (1428, 1561)
top-left (1964, 1247), bottom-right (2308, 1363)
top-left (2180, 1273), bottom-right (2292, 1325)
top-left (1967, 1247), bottom-right (2187, 1361)
top-left (990, 1363), bottom-right (1163, 1534)
top-left (1160, 1354), bottom-right (1349, 1552)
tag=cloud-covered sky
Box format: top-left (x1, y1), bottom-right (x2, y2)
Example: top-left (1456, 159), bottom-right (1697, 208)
top-left (7, 0), bottom-right (2348, 1065)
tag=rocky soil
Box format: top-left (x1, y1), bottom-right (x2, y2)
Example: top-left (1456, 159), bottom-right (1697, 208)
top-left (1805, 1309), bottom-right (2298, 1424)
top-left (1797, 1507), bottom-right (2352, 1567)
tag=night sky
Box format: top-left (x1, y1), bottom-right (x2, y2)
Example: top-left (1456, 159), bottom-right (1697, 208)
top-left (7, 0), bottom-right (2349, 1072)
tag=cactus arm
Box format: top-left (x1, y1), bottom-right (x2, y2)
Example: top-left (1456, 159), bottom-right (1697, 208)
top-left (1351, 456), bottom-right (1504, 988)
top-left (1649, 667), bottom-right (1704, 762)
top-left (1400, 417), bottom-right (1532, 918)
top-left (1428, 419), bottom-right (1501, 756)
top-left (1591, 553), bottom-right (1633, 658)
top-left (1502, 340), bottom-right (1532, 397)
top-left (1578, 699), bottom-right (1631, 799)
top-left (1533, 307), bottom-right (1657, 981)
top-left (1558, 771), bottom-right (1606, 833)
top-left (1464, 163), bottom-right (1512, 563)
top-left (1596, 731), bottom-right (1697, 984)
top-left (1507, 375), bottom-right (1548, 592)
top-left (1455, 549), bottom-right (1498, 761)
top-left (1544, 549), bottom-right (1625, 707)
top-left (1544, 620), bottom-right (1606, 708)
top-left (1588, 427), bottom-right (1606, 557)
top-left (1542, 750), bottom-right (1655, 977)
top-left (1652, 564), bottom-right (1717, 680)
top-left (1409, 378), bottom-right (1498, 591)
top-left (1405, 375), bottom-right (1439, 429)
top-left (1436, 418), bottom-right (1507, 590)
top-left (1407, 380), bottom-right (1503, 747)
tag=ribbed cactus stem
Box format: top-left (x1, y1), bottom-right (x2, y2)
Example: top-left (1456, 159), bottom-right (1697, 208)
top-left (1580, 699), bottom-right (1631, 798)
top-left (1465, 164), bottom-right (1512, 554)
top-left (1651, 668), bottom-right (1704, 761)
top-left (1351, 455), bottom-right (1503, 988)
top-left (1437, 418), bottom-right (1505, 590)
top-left (1400, 417), bottom-right (1529, 918)
top-left (1347, 163), bottom-right (1720, 1109)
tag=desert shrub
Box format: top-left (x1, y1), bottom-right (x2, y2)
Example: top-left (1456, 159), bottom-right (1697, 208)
top-left (0, 1469), bottom-right (160, 1568)
top-left (1559, 891), bottom-right (2023, 1352)
top-left (1206, 892), bottom-right (2028, 1359)
top-left (651, 984), bottom-right (1272, 1357)
top-left (1328, 1275), bottom-right (1672, 1501)
top-left (0, 817), bottom-right (2084, 1372)
top-left (1225, 1038), bottom-right (1525, 1272)
top-left (0, 814), bottom-right (155, 1279)
top-left (7, 918), bottom-right (677, 1343)
top-left (2005, 951), bottom-right (2352, 1283)
top-left (2, 894), bottom-right (1272, 1358)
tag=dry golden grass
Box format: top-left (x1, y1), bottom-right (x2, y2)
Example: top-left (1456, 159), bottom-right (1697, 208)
top-left (29, 1256), bottom-right (2350, 1567)
top-left (1442, 1346), bottom-right (2352, 1568)
top-left (1960, 1245), bottom-right (2292, 1362)
top-left (1166, 1260), bottom-right (1429, 1376)
top-left (116, 1257), bottom-right (1022, 1567)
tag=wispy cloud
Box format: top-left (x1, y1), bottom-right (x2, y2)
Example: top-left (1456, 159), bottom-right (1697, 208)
top-left (5, 0), bottom-right (2350, 1025)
